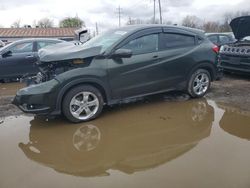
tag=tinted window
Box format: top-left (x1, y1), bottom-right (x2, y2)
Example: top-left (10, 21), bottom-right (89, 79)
top-left (9, 42), bottom-right (33, 53)
top-left (208, 35), bottom-right (218, 44)
top-left (122, 34), bottom-right (159, 55)
top-left (37, 41), bottom-right (59, 50)
top-left (161, 33), bottom-right (195, 49)
top-left (219, 35), bottom-right (230, 43)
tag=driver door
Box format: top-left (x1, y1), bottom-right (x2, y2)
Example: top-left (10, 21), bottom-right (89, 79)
top-left (107, 28), bottom-right (163, 99)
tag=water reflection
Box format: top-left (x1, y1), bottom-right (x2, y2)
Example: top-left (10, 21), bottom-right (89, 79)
top-left (19, 99), bottom-right (214, 177)
top-left (219, 104), bottom-right (250, 141)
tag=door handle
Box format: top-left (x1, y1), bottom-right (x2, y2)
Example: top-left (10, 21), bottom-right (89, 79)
top-left (152, 55), bottom-right (159, 59)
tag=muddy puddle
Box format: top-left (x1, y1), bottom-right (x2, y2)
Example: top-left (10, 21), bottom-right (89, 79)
top-left (0, 98), bottom-right (250, 188)
top-left (0, 82), bottom-right (25, 97)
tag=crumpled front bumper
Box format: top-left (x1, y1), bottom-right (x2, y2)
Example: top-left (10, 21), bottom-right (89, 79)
top-left (12, 79), bottom-right (60, 115)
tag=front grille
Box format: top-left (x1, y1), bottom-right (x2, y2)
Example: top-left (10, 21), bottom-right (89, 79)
top-left (220, 46), bottom-right (250, 56)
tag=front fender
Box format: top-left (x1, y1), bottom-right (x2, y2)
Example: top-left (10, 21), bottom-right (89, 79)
top-left (52, 68), bottom-right (111, 115)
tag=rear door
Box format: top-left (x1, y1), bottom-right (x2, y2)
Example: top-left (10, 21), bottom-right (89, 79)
top-left (0, 41), bottom-right (38, 78)
top-left (156, 29), bottom-right (198, 87)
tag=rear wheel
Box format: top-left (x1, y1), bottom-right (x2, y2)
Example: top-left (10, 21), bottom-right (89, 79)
top-left (187, 69), bottom-right (211, 98)
top-left (62, 85), bottom-right (104, 123)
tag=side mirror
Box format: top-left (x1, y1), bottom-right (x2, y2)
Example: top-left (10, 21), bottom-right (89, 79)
top-left (112, 49), bottom-right (132, 58)
top-left (2, 50), bottom-right (12, 58)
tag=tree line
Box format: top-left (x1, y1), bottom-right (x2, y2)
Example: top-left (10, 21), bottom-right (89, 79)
top-left (11, 16), bottom-right (85, 28)
top-left (127, 11), bottom-right (250, 33)
top-left (9, 10), bottom-right (250, 32)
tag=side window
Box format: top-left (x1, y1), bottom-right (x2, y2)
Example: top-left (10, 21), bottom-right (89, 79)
top-left (161, 33), bottom-right (195, 49)
top-left (121, 34), bottom-right (159, 55)
top-left (208, 35), bottom-right (218, 44)
top-left (9, 42), bottom-right (33, 53)
top-left (37, 41), bottom-right (59, 50)
top-left (219, 35), bottom-right (230, 43)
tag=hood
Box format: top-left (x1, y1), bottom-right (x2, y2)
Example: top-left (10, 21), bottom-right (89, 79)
top-left (230, 16), bottom-right (250, 40)
top-left (38, 41), bottom-right (102, 62)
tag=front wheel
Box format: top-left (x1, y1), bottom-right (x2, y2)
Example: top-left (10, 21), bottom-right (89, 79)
top-left (62, 85), bottom-right (104, 123)
top-left (187, 69), bottom-right (211, 98)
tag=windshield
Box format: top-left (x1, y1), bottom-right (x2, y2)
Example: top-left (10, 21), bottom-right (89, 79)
top-left (83, 29), bottom-right (128, 52)
top-left (0, 42), bottom-right (13, 52)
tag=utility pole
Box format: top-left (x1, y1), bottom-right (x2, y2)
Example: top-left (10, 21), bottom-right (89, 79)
top-left (153, 0), bottom-right (156, 24)
top-left (158, 0), bottom-right (162, 24)
top-left (116, 6), bottom-right (123, 27)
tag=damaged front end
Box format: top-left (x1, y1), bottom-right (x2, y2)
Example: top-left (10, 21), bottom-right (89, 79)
top-left (28, 58), bottom-right (93, 85)
top-left (23, 42), bottom-right (102, 85)
top-left (14, 42), bottom-right (103, 115)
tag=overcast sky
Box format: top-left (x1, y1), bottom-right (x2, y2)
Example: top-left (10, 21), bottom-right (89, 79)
top-left (0, 0), bottom-right (249, 32)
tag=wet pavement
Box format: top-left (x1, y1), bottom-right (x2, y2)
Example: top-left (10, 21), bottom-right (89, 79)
top-left (0, 97), bottom-right (250, 188)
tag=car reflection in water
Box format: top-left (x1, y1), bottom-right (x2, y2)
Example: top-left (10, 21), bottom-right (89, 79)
top-left (19, 98), bottom-right (214, 177)
top-left (219, 104), bottom-right (250, 141)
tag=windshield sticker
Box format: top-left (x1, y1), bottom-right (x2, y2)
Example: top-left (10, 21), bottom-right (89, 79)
top-left (114, 31), bottom-right (127, 35)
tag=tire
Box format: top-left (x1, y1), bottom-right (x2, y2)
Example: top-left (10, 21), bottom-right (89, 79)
top-left (62, 85), bottom-right (104, 123)
top-left (187, 69), bottom-right (211, 98)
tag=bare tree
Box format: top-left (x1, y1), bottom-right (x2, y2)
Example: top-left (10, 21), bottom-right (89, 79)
top-left (203, 21), bottom-right (221, 32)
top-left (220, 11), bottom-right (250, 32)
top-left (182, 15), bottom-right (202, 29)
top-left (11, 19), bottom-right (21, 28)
top-left (37, 18), bottom-right (54, 28)
top-left (126, 17), bottom-right (145, 25)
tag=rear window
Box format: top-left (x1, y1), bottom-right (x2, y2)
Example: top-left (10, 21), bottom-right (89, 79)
top-left (160, 33), bottom-right (195, 49)
top-left (219, 35), bottom-right (230, 43)
top-left (208, 35), bottom-right (218, 44)
top-left (37, 41), bottom-right (60, 50)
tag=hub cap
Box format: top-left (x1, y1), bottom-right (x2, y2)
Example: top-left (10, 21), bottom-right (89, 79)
top-left (70, 92), bottom-right (99, 120)
top-left (193, 73), bottom-right (209, 96)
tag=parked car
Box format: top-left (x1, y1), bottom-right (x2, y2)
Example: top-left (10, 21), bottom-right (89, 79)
top-left (13, 25), bottom-right (220, 122)
top-left (206, 32), bottom-right (236, 47)
top-left (0, 40), bottom-right (5, 48)
top-left (219, 16), bottom-right (250, 74)
top-left (0, 38), bottom-right (63, 81)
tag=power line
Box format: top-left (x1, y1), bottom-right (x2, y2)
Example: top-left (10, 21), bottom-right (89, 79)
top-left (116, 6), bottom-right (123, 27)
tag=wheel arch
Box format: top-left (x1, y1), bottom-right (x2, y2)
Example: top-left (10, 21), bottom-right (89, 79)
top-left (187, 62), bottom-right (217, 82)
top-left (55, 78), bottom-right (111, 113)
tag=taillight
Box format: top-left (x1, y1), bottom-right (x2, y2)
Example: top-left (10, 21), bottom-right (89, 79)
top-left (212, 45), bottom-right (219, 54)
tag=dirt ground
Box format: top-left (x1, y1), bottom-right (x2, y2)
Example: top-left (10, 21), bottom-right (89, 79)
top-left (0, 73), bottom-right (250, 118)
top-left (1, 74), bottom-right (250, 188)
top-left (206, 73), bottom-right (250, 111)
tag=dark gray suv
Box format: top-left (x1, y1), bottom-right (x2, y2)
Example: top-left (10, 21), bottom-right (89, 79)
top-left (13, 25), bottom-right (220, 122)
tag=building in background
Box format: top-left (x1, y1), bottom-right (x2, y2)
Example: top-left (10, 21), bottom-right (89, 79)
top-left (0, 28), bottom-right (78, 44)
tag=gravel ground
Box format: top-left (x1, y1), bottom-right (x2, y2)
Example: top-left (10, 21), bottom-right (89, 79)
top-left (206, 73), bottom-right (250, 111)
